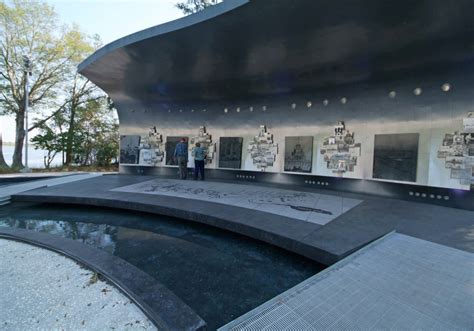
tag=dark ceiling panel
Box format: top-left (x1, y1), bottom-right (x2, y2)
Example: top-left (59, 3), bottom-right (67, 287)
top-left (79, 0), bottom-right (474, 102)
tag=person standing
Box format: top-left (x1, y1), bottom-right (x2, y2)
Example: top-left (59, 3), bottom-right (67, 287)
top-left (174, 138), bottom-right (188, 179)
top-left (192, 142), bottom-right (206, 180)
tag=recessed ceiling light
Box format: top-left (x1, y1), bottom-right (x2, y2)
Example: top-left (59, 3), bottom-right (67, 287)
top-left (414, 87), bottom-right (422, 96)
top-left (224, 108), bottom-right (228, 113)
top-left (441, 83), bottom-right (451, 92)
top-left (307, 101), bottom-right (312, 108)
top-left (389, 91), bottom-right (396, 98)
top-left (340, 97), bottom-right (347, 104)
top-left (323, 99), bottom-right (329, 106)
top-left (262, 105), bottom-right (267, 111)
top-left (236, 107), bottom-right (240, 113)
top-left (291, 103), bottom-right (296, 109)
top-left (249, 106), bottom-right (254, 112)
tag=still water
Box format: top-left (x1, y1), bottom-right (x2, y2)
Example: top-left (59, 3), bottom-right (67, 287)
top-left (0, 203), bottom-right (324, 329)
top-left (2, 145), bottom-right (62, 168)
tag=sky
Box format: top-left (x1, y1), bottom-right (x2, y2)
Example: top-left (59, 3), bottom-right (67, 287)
top-left (1, 0), bottom-right (183, 142)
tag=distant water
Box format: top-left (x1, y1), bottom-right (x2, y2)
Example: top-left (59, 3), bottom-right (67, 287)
top-left (2, 145), bottom-right (62, 168)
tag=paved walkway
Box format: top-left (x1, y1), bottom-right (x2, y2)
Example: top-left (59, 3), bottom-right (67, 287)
top-left (0, 172), bottom-right (94, 179)
top-left (219, 232), bottom-right (474, 330)
top-left (0, 239), bottom-right (156, 330)
top-left (0, 173), bottom-right (103, 205)
top-left (112, 179), bottom-right (362, 225)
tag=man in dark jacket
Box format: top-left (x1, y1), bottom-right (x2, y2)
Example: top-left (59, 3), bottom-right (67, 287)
top-left (174, 138), bottom-right (188, 179)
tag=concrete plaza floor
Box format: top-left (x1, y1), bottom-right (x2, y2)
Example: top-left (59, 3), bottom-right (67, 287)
top-left (2, 173), bottom-right (473, 329)
top-left (0, 239), bottom-right (155, 330)
top-left (0, 173), bottom-right (103, 205)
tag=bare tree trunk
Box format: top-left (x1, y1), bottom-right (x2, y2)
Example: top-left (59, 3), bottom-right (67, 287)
top-left (12, 109), bottom-right (25, 169)
top-left (65, 102), bottom-right (77, 165)
top-left (0, 133), bottom-right (10, 169)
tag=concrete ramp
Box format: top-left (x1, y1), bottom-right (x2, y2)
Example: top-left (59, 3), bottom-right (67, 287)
top-left (0, 173), bottom-right (103, 205)
top-left (219, 233), bottom-right (474, 330)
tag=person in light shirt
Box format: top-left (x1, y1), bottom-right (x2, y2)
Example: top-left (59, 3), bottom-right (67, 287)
top-left (192, 142), bottom-right (206, 180)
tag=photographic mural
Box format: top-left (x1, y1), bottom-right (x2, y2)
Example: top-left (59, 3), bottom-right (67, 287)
top-left (284, 136), bottom-right (313, 173)
top-left (320, 122), bottom-right (361, 175)
top-left (373, 133), bottom-right (419, 182)
top-left (166, 136), bottom-right (188, 166)
top-left (138, 126), bottom-right (164, 166)
top-left (120, 135), bottom-right (140, 164)
top-left (437, 112), bottom-right (474, 186)
top-left (190, 126), bottom-right (216, 164)
top-left (247, 125), bottom-right (278, 170)
top-left (219, 137), bottom-right (243, 169)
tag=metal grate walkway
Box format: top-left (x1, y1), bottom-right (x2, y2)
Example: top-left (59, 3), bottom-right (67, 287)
top-left (219, 232), bottom-right (474, 330)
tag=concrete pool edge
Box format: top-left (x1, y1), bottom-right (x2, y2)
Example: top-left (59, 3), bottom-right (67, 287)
top-left (11, 193), bottom-right (348, 265)
top-left (0, 227), bottom-right (207, 331)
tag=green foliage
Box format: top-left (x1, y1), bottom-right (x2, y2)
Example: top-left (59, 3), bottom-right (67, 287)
top-left (175, 0), bottom-right (222, 15)
top-left (72, 98), bottom-right (119, 167)
top-left (30, 124), bottom-right (63, 168)
top-left (32, 97), bottom-right (119, 168)
top-left (0, 0), bottom-right (101, 169)
top-left (0, 0), bottom-right (94, 115)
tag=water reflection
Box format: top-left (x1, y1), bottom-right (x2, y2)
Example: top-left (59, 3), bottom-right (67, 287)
top-left (0, 203), bottom-right (323, 329)
top-left (0, 219), bottom-right (118, 254)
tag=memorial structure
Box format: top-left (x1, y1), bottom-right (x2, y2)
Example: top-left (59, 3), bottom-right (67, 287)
top-left (79, 0), bottom-right (474, 204)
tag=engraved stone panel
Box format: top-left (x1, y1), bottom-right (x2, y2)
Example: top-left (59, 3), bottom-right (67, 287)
top-left (166, 136), bottom-right (188, 166)
top-left (138, 126), bottom-right (164, 166)
top-left (373, 133), bottom-right (419, 182)
top-left (320, 121), bottom-right (361, 175)
top-left (219, 137), bottom-right (243, 169)
top-left (284, 136), bottom-right (313, 173)
top-left (190, 126), bottom-right (216, 164)
top-left (247, 125), bottom-right (278, 170)
top-left (438, 112), bottom-right (474, 186)
top-left (120, 135), bottom-right (140, 164)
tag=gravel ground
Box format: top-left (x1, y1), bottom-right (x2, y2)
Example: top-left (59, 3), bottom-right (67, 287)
top-left (0, 239), bottom-right (157, 330)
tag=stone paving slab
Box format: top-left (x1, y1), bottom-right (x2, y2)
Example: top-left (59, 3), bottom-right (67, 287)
top-left (0, 239), bottom-right (156, 330)
top-left (219, 232), bottom-right (474, 330)
top-left (111, 179), bottom-right (362, 226)
top-left (0, 173), bottom-right (103, 201)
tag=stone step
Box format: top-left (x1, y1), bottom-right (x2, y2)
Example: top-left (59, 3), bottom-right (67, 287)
top-left (0, 196), bottom-right (11, 206)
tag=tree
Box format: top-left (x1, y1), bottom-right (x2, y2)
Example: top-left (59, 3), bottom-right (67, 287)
top-left (68, 98), bottom-right (119, 167)
top-left (62, 72), bottom-right (103, 165)
top-left (0, 0), bottom-right (95, 169)
top-left (175, 0), bottom-right (222, 15)
top-left (31, 96), bottom-right (119, 168)
top-left (0, 133), bottom-right (8, 169)
top-left (30, 113), bottom-right (65, 168)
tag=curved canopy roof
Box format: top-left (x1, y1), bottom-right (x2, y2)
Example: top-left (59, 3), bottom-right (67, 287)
top-left (79, 0), bottom-right (474, 103)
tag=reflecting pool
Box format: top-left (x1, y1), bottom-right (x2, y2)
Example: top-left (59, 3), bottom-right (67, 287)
top-left (0, 203), bottom-right (324, 329)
